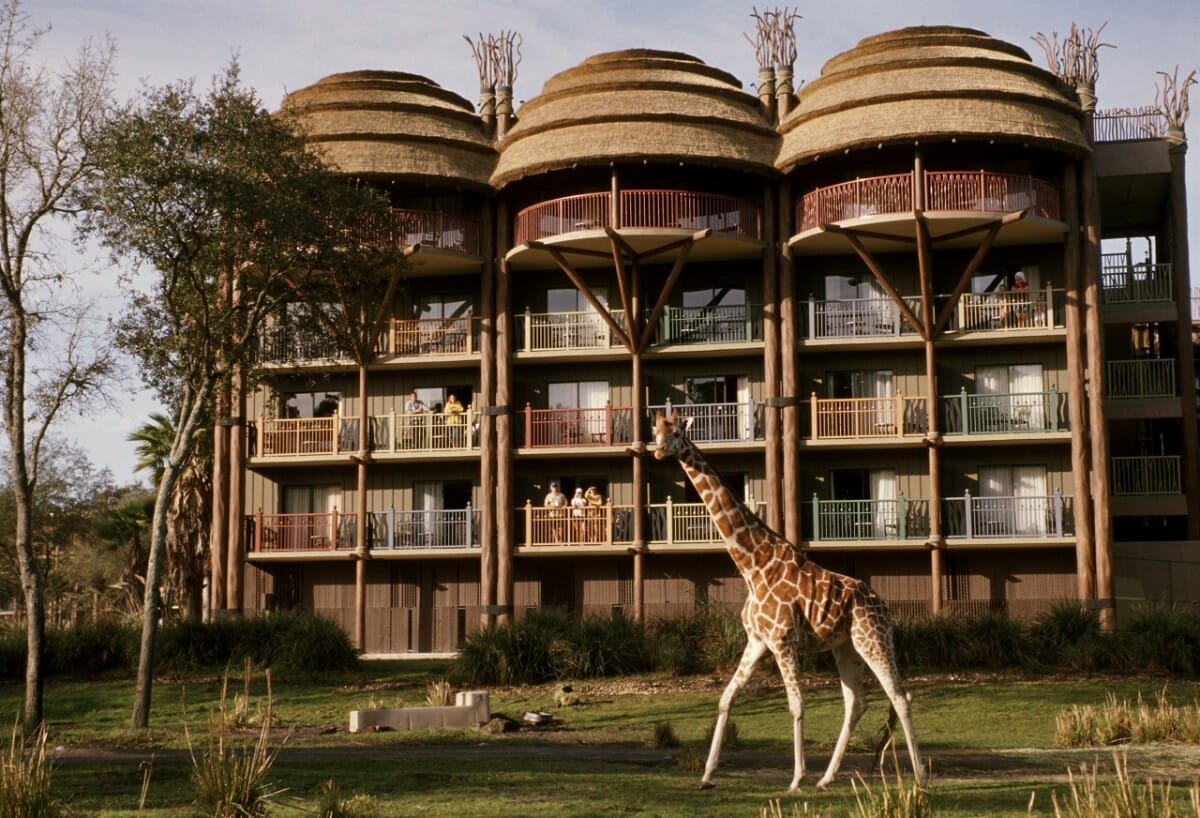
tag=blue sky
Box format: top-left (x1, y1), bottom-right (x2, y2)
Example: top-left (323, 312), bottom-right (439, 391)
top-left (35, 0), bottom-right (1200, 483)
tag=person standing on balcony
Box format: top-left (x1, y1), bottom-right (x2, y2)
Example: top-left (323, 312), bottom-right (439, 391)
top-left (1011, 270), bottom-right (1030, 327)
top-left (571, 487), bottom-right (587, 542)
top-left (444, 393), bottom-right (465, 446)
top-left (544, 482), bottom-right (567, 543)
top-left (584, 485), bottom-right (604, 541)
top-left (404, 391), bottom-right (427, 448)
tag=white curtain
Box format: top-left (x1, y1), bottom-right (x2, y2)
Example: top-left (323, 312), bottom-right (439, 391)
top-left (1008, 364), bottom-right (1045, 429)
top-left (1012, 466), bottom-right (1048, 535)
top-left (870, 469), bottom-right (898, 537)
top-left (737, 376), bottom-right (752, 440)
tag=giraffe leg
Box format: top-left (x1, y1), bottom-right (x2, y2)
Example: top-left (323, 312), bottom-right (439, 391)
top-left (860, 652), bottom-right (925, 788)
top-left (816, 642), bottom-right (868, 789)
top-left (774, 647), bottom-right (808, 792)
top-left (699, 635), bottom-right (767, 790)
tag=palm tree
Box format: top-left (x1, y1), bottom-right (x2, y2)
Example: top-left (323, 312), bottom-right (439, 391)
top-left (129, 413), bottom-right (212, 619)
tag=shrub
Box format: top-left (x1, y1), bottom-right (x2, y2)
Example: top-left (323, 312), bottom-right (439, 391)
top-left (1050, 750), bottom-right (1200, 818)
top-left (563, 613), bottom-right (649, 678)
top-left (453, 610), bottom-right (570, 686)
top-left (316, 779), bottom-right (378, 818)
top-left (0, 723), bottom-right (62, 818)
top-left (1056, 689), bottom-right (1200, 747)
top-left (1121, 605), bottom-right (1200, 677)
top-left (651, 720), bottom-right (680, 749)
top-left (44, 618), bottom-right (139, 675)
top-left (156, 612), bottom-right (357, 675)
top-left (893, 616), bottom-right (972, 670)
top-left (964, 610), bottom-right (1027, 668)
top-left (424, 679), bottom-right (452, 707)
top-left (1029, 602), bottom-right (1105, 670)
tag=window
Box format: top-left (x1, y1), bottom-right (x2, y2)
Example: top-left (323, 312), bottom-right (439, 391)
top-left (682, 286), bottom-right (745, 309)
top-left (281, 485), bottom-right (341, 549)
top-left (412, 293), bottom-right (471, 321)
top-left (976, 364), bottom-right (1045, 429)
top-left (682, 375), bottom-right (753, 441)
top-left (547, 286), bottom-right (605, 313)
top-left (281, 391), bottom-right (340, 419)
top-left (829, 468), bottom-right (899, 538)
top-left (979, 465), bottom-right (1048, 536)
top-left (828, 370), bottom-right (892, 399)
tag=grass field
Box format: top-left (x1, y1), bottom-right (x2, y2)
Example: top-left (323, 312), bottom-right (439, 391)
top-left (4, 662), bottom-right (1199, 817)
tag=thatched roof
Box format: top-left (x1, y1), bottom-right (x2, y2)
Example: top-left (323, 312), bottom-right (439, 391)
top-left (777, 26), bottom-right (1090, 172)
top-left (490, 50), bottom-right (779, 188)
top-left (282, 71), bottom-right (497, 190)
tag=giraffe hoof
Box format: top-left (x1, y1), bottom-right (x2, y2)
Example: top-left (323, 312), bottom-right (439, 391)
top-left (697, 780), bottom-right (716, 791)
top-left (815, 779), bottom-right (833, 791)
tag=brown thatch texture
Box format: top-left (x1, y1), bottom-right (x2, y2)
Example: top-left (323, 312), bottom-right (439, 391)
top-left (778, 26), bottom-right (1089, 171)
top-left (283, 71), bottom-right (497, 187)
top-left (491, 50), bottom-right (778, 187)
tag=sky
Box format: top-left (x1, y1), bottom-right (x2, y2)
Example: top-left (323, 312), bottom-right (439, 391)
top-left (34, 0), bottom-right (1200, 485)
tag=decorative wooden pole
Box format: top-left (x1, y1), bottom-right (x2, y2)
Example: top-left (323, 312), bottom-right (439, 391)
top-left (763, 183), bottom-right (782, 530)
top-left (479, 197), bottom-right (498, 627)
top-left (778, 178), bottom-right (800, 546)
top-left (495, 195), bottom-right (515, 625)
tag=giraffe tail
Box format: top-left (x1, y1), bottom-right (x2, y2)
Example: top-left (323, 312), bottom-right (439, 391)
top-left (871, 704), bottom-right (900, 771)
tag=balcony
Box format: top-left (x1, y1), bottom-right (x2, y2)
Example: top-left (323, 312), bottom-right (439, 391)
top-left (807, 394), bottom-right (928, 441)
top-left (1106, 359), bottom-right (1176, 399)
top-left (257, 325), bottom-right (350, 366)
top-left (654, 304), bottom-right (762, 346)
top-left (1111, 455), bottom-right (1182, 495)
top-left (1092, 108), bottom-right (1168, 143)
top-left (252, 411), bottom-right (477, 459)
top-left (358, 208), bottom-right (482, 275)
top-left (807, 493), bottom-right (1073, 543)
top-left (521, 404), bottom-right (633, 449)
top-left (508, 189), bottom-right (763, 268)
top-left (801, 296), bottom-right (922, 340)
top-left (515, 309), bottom-right (627, 353)
top-left (389, 316), bottom-right (479, 359)
top-left (791, 171), bottom-right (1065, 255)
top-left (648, 402), bottom-right (762, 444)
top-left (518, 500), bottom-right (767, 548)
top-left (1101, 255), bottom-right (1174, 305)
top-left (941, 389), bottom-right (1068, 437)
top-left (247, 507), bottom-right (480, 554)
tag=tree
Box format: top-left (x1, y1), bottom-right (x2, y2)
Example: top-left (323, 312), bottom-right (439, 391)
top-left (0, 0), bottom-right (116, 734)
top-left (128, 412), bottom-right (211, 619)
top-left (82, 62), bottom-right (402, 727)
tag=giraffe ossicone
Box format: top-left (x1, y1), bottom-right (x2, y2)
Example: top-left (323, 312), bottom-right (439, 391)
top-left (652, 409), bottom-right (926, 791)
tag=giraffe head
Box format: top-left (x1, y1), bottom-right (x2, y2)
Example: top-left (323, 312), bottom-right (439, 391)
top-left (652, 409), bottom-right (686, 461)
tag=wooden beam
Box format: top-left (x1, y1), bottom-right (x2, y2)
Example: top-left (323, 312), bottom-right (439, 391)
top-left (605, 229), bottom-right (637, 324)
top-left (928, 209), bottom-right (1030, 245)
top-left (637, 236), bottom-right (698, 352)
top-left (841, 231), bottom-right (926, 339)
top-left (930, 221), bottom-right (1002, 338)
top-left (544, 245), bottom-right (635, 352)
top-left (822, 224), bottom-right (918, 246)
top-left (524, 240), bottom-right (613, 260)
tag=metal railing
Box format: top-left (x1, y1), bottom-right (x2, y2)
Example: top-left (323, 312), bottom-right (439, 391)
top-left (808, 493), bottom-right (1073, 541)
top-left (257, 324), bottom-right (348, 364)
top-left (1093, 107), bottom-right (1168, 142)
top-left (802, 296), bottom-right (922, 339)
top-left (248, 507), bottom-right (480, 552)
top-left (390, 316), bottom-right (478, 357)
top-left (1106, 359), bottom-right (1176, 399)
top-left (252, 411), bottom-right (477, 457)
top-left (514, 189), bottom-right (761, 245)
top-left (941, 389), bottom-right (1066, 435)
top-left (518, 499), bottom-right (767, 547)
top-left (1111, 456), bottom-right (1182, 495)
top-left (656, 303), bottom-right (761, 344)
top-left (808, 393), bottom-right (928, 439)
top-left (521, 404), bottom-right (633, 448)
top-left (798, 173), bottom-right (914, 230)
top-left (1100, 256), bottom-right (1174, 304)
top-left (648, 402), bottom-right (761, 443)
top-left (357, 207), bottom-right (480, 255)
top-left (516, 309), bottom-right (627, 351)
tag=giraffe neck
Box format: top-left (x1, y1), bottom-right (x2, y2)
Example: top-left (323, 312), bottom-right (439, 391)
top-left (674, 437), bottom-right (774, 573)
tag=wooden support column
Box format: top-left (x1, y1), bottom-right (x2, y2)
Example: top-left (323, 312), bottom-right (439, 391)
top-left (495, 196), bottom-right (514, 625)
top-left (1080, 113), bottom-right (1115, 630)
top-left (479, 198), bottom-right (497, 627)
top-left (763, 184), bottom-right (782, 529)
top-left (1167, 135), bottom-right (1200, 538)
top-left (630, 251), bottom-right (646, 623)
top-left (353, 358), bottom-right (370, 651)
top-left (224, 369), bottom-right (245, 616)
top-left (778, 179), bottom-right (800, 545)
top-left (209, 397), bottom-right (229, 616)
top-left (1062, 163), bottom-right (1095, 600)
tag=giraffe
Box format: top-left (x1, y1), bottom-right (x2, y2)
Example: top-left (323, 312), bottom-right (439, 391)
top-left (651, 409), bottom-right (925, 791)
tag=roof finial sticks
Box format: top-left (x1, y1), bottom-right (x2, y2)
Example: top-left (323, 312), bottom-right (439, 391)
top-left (464, 30), bottom-right (523, 139)
top-left (746, 6), bottom-right (802, 122)
top-left (1032, 23), bottom-right (1114, 110)
top-left (1155, 65), bottom-right (1196, 143)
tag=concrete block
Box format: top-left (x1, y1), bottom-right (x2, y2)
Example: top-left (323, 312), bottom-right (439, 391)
top-left (348, 690), bottom-right (491, 733)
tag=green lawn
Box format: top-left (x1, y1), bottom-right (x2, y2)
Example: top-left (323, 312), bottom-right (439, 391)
top-left (4, 664), bottom-right (1199, 817)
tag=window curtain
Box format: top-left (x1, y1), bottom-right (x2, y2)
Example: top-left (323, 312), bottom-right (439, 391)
top-left (870, 469), bottom-right (898, 537)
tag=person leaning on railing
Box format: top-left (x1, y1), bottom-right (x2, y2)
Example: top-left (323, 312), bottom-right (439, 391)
top-left (444, 393), bottom-right (465, 445)
top-left (584, 486), bottom-right (604, 541)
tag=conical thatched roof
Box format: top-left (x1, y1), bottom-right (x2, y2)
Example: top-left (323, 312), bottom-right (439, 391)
top-left (491, 50), bottom-right (779, 188)
top-left (282, 70), bottom-right (496, 190)
top-left (777, 26), bottom-right (1090, 172)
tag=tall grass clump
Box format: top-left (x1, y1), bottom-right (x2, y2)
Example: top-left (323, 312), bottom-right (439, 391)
top-left (316, 779), bottom-right (378, 818)
top-left (1030, 602), bottom-right (1107, 670)
top-left (0, 723), bottom-right (62, 818)
top-left (563, 613), bottom-right (650, 677)
top-left (850, 761), bottom-right (932, 818)
top-left (1121, 605), bottom-right (1200, 677)
top-left (187, 671), bottom-right (287, 818)
top-left (1056, 689), bottom-right (1200, 747)
top-left (647, 607), bottom-right (745, 675)
top-left (454, 609), bottom-right (569, 685)
top-left (1050, 750), bottom-right (1200, 818)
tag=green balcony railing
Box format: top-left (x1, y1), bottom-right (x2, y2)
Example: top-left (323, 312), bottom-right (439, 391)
top-left (1111, 456), bottom-right (1182, 495)
top-left (1106, 359), bottom-right (1176, 399)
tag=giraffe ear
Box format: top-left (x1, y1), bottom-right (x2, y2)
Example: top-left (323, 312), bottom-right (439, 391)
top-left (670, 408), bottom-right (679, 423)
top-left (654, 410), bottom-right (664, 422)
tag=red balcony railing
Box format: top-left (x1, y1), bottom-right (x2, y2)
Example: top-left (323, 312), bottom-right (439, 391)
top-left (356, 208), bottom-right (480, 255)
top-left (797, 170), bottom-right (1061, 231)
top-left (514, 189), bottom-right (761, 245)
top-left (522, 403), bottom-right (633, 448)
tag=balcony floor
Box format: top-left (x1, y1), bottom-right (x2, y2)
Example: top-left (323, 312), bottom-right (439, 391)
top-left (507, 227), bottom-right (763, 270)
top-left (789, 212), bottom-right (1067, 256)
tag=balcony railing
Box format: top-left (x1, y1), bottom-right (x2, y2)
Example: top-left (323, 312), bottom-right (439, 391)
top-left (808, 493), bottom-right (1072, 541)
top-left (518, 499), bottom-right (767, 547)
top-left (656, 303), bottom-right (762, 344)
top-left (809, 394), bottom-right (928, 439)
top-left (1112, 455), bottom-right (1182, 495)
top-left (1106, 359), bottom-right (1176, 399)
top-left (802, 296), bottom-right (922, 339)
top-left (257, 325), bottom-right (349, 364)
top-left (797, 171), bottom-right (1061, 231)
top-left (516, 309), bottom-right (627, 351)
top-left (950, 287), bottom-right (1056, 331)
top-left (521, 404), bottom-right (633, 448)
top-left (252, 411), bottom-right (477, 457)
top-left (390, 316), bottom-right (478, 357)
top-left (1093, 107), bottom-right (1168, 142)
top-left (941, 389), bottom-right (1067, 435)
top-left (357, 207), bottom-right (480, 255)
top-left (648, 402), bottom-right (762, 443)
top-left (514, 189), bottom-right (761, 245)
top-left (1101, 256), bottom-right (1175, 304)
top-left (248, 507), bottom-right (480, 552)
